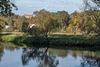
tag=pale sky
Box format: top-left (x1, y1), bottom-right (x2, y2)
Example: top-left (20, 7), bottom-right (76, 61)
top-left (12, 0), bottom-right (83, 16)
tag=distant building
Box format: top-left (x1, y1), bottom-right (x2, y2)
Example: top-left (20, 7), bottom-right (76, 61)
top-left (28, 24), bottom-right (36, 28)
top-left (23, 15), bottom-right (33, 18)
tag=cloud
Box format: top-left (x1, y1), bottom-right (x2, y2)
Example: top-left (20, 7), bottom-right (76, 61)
top-left (13, 0), bottom-right (83, 16)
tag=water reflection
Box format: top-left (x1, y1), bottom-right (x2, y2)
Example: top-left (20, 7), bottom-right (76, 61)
top-left (46, 48), bottom-right (68, 58)
top-left (0, 45), bottom-right (20, 62)
top-left (21, 48), bottom-right (59, 67)
top-left (81, 52), bottom-right (100, 67)
top-left (0, 44), bottom-right (100, 67)
top-left (2, 46), bottom-right (20, 51)
top-left (45, 48), bottom-right (100, 67)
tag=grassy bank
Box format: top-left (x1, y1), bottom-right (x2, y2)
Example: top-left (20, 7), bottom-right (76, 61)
top-left (1, 32), bottom-right (23, 42)
top-left (1, 32), bottom-right (100, 49)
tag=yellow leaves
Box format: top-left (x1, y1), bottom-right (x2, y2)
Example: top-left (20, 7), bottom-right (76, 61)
top-left (43, 23), bottom-right (46, 30)
top-left (92, 23), bottom-right (96, 28)
top-left (67, 24), bottom-right (72, 31)
top-left (14, 22), bottom-right (17, 27)
top-left (74, 18), bottom-right (77, 23)
top-left (14, 29), bottom-right (18, 32)
top-left (76, 23), bottom-right (79, 28)
top-left (14, 22), bottom-right (18, 28)
top-left (69, 24), bottom-right (72, 27)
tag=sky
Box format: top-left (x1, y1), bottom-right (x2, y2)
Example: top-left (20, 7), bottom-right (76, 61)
top-left (12, 0), bottom-right (83, 16)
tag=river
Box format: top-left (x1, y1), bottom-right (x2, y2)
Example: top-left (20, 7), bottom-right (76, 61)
top-left (0, 45), bottom-right (100, 67)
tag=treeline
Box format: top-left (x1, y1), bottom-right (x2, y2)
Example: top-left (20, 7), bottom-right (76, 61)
top-left (0, 10), bottom-right (80, 33)
top-left (0, 9), bottom-right (100, 35)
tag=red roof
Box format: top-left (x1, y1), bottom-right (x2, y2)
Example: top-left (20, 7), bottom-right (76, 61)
top-left (28, 24), bottom-right (37, 28)
top-left (23, 15), bottom-right (33, 18)
top-left (28, 24), bottom-right (33, 27)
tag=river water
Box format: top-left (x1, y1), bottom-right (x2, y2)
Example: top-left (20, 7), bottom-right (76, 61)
top-left (0, 46), bottom-right (100, 67)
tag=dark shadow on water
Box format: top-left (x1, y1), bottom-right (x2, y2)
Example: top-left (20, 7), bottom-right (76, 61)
top-left (21, 47), bottom-right (59, 67)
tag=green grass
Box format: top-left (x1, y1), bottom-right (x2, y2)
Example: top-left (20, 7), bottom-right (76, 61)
top-left (1, 42), bottom-right (17, 46)
top-left (1, 32), bottom-right (100, 48)
top-left (48, 34), bottom-right (85, 42)
top-left (48, 34), bottom-right (96, 44)
top-left (1, 42), bottom-right (27, 48)
top-left (1, 32), bottom-right (23, 41)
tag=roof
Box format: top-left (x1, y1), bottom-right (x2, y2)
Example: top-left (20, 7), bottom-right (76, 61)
top-left (28, 24), bottom-right (36, 28)
top-left (23, 15), bottom-right (33, 18)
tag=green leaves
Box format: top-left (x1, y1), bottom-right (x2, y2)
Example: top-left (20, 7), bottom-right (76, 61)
top-left (0, 25), bottom-right (3, 32)
top-left (0, 0), bottom-right (18, 16)
top-left (82, 0), bottom-right (100, 35)
top-left (33, 9), bottom-right (58, 34)
top-left (22, 21), bottom-right (28, 33)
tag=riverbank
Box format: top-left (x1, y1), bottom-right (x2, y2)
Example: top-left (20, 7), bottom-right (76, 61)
top-left (1, 32), bottom-right (100, 49)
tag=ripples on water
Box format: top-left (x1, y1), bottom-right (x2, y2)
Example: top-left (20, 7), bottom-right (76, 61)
top-left (0, 46), bottom-right (100, 67)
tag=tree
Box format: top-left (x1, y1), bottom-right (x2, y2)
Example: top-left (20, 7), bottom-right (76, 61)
top-left (68, 11), bottom-right (80, 34)
top-left (22, 21), bottom-right (29, 33)
top-left (56, 11), bottom-right (70, 32)
top-left (70, 11), bottom-right (78, 34)
top-left (0, 0), bottom-right (18, 16)
top-left (83, 0), bottom-right (100, 11)
top-left (28, 9), bottom-right (58, 46)
top-left (0, 0), bottom-right (17, 41)
top-left (81, 0), bottom-right (100, 35)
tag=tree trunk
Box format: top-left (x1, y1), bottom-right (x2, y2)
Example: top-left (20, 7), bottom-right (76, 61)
top-left (45, 46), bottom-right (49, 52)
top-left (45, 33), bottom-right (50, 48)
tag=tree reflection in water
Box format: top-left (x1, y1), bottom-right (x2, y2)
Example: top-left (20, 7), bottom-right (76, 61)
top-left (21, 47), bottom-right (59, 67)
top-left (81, 53), bottom-right (100, 67)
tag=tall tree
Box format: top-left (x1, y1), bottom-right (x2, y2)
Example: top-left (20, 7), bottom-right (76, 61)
top-left (22, 21), bottom-right (29, 33)
top-left (28, 9), bottom-right (58, 46)
top-left (69, 11), bottom-right (78, 34)
top-left (0, 0), bottom-right (18, 16)
top-left (82, 0), bottom-right (100, 35)
top-left (56, 11), bottom-right (69, 32)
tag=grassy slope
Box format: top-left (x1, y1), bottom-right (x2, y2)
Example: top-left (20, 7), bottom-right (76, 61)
top-left (1, 32), bottom-right (23, 41)
top-left (1, 32), bottom-right (27, 47)
top-left (1, 32), bottom-right (100, 47)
